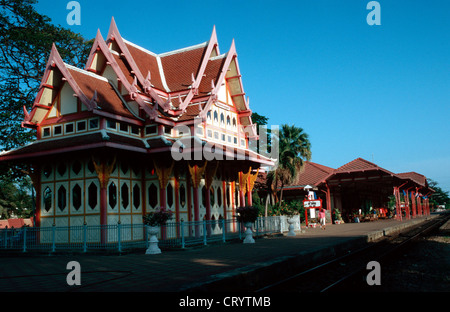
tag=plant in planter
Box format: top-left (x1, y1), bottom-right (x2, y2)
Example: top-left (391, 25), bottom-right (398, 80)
top-left (143, 208), bottom-right (173, 254)
top-left (285, 202), bottom-right (301, 236)
top-left (333, 208), bottom-right (344, 224)
top-left (236, 206), bottom-right (259, 243)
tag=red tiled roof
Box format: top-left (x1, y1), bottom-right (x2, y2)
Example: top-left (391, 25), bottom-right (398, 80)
top-left (24, 217), bottom-right (34, 226)
top-left (124, 41), bottom-right (209, 94)
top-left (198, 56), bottom-right (226, 95)
top-left (176, 102), bottom-right (206, 121)
top-left (124, 42), bottom-right (164, 90)
top-left (285, 161), bottom-right (334, 188)
top-left (0, 218), bottom-right (34, 228)
top-left (111, 52), bottom-right (138, 87)
top-left (334, 157), bottom-right (381, 172)
top-left (0, 220), bottom-right (9, 229)
top-left (397, 172), bottom-right (427, 186)
top-left (160, 44), bottom-right (208, 92)
top-left (7, 218), bottom-right (24, 228)
top-left (0, 132), bottom-right (147, 160)
top-left (67, 67), bottom-right (135, 119)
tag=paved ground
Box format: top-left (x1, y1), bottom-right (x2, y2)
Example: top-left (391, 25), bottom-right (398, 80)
top-left (0, 215), bottom-right (438, 294)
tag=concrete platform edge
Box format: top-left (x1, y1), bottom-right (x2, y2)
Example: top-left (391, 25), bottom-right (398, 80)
top-left (181, 216), bottom-right (436, 292)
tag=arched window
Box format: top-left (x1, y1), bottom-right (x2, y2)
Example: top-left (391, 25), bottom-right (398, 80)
top-left (57, 185), bottom-right (66, 211)
top-left (133, 184), bottom-right (141, 209)
top-left (121, 183), bottom-right (129, 209)
top-left (108, 182), bottom-right (117, 209)
top-left (202, 186), bottom-right (206, 207)
top-left (148, 184), bottom-right (158, 209)
top-left (72, 184), bottom-right (82, 211)
top-left (179, 184), bottom-right (186, 207)
top-left (167, 183), bottom-right (174, 208)
top-left (217, 186), bottom-right (222, 207)
top-left (213, 111), bottom-right (218, 123)
top-left (88, 182), bottom-right (98, 209)
top-left (43, 187), bottom-right (52, 212)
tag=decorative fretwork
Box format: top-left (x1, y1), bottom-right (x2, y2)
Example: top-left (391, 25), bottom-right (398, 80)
top-left (153, 159), bottom-right (174, 189)
top-left (92, 156), bottom-right (116, 188)
top-left (188, 161), bottom-right (207, 188)
top-left (247, 168), bottom-right (260, 194)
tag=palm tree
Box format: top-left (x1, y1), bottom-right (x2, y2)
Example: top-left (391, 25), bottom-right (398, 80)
top-left (271, 124), bottom-right (311, 204)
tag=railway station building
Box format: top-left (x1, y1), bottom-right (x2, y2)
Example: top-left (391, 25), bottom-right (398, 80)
top-left (0, 19), bottom-right (273, 242)
top-left (278, 158), bottom-right (434, 223)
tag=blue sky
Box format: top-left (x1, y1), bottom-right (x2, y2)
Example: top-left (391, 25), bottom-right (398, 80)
top-left (35, 0), bottom-right (450, 192)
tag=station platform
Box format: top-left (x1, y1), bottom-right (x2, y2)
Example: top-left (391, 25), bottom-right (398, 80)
top-left (0, 215), bottom-right (438, 293)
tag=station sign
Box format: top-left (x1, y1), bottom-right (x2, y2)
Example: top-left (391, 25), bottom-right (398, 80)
top-left (303, 200), bottom-right (322, 208)
top-left (303, 199), bottom-right (323, 227)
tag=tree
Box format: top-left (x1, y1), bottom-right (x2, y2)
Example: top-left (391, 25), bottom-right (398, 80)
top-left (0, 178), bottom-right (33, 219)
top-left (0, 0), bottom-right (93, 150)
top-left (251, 112), bottom-right (274, 216)
top-left (271, 124), bottom-right (311, 204)
top-left (251, 112), bottom-right (269, 129)
top-left (0, 0), bottom-right (93, 216)
top-left (427, 178), bottom-right (450, 209)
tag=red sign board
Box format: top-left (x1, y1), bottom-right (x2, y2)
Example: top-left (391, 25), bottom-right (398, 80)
top-left (303, 199), bottom-right (323, 226)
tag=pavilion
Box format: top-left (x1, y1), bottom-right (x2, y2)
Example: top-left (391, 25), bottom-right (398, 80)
top-left (0, 19), bottom-right (274, 243)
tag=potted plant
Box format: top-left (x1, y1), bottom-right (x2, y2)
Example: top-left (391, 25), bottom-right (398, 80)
top-left (236, 206), bottom-right (259, 243)
top-left (143, 208), bottom-right (173, 254)
top-left (333, 208), bottom-right (344, 224)
top-left (285, 202), bottom-right (301, 236)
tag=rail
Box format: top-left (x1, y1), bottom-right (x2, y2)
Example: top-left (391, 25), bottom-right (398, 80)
top-left (255, 212), bottom-right (450, 292)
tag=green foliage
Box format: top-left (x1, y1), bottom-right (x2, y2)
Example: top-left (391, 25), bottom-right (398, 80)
top-left (143, 208), bottom-right (173, 226)
top-left (236, 206), bottom-right (259, 223)
top-left (0, 177), bottom-right (33, 219)
top-left (251, 192), bottom-right (266, 216)
top-left (267, 200), bottom-right (304, 217)
top-left (0, 0), bottom-right (93, 150)
top-left (251, 112), bottom-right (269, 128)
top-left (427, 179), bottom-right (450, 207)
top-left (270, 124), bottom-right (312, 203)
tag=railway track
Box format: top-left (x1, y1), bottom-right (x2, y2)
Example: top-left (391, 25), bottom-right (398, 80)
top-left (255, 212), bottom-right (450, 293)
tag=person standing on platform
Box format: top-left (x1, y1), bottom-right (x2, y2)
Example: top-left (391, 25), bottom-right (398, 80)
top-left (319, 208), bottom-right (326, 230)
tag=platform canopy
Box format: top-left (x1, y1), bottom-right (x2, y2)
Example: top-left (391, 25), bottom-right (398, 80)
top-left (272, 157), bottom-right (434, 222)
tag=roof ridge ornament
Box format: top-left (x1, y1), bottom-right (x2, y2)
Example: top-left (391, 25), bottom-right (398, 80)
top-left (190, 72), bottom-right (199, 96)
top-left (143, 71), bottom-right (154, 93)
top-left (162, 93), bottom-right (172, 113)
top-left (130, 76), bottom-right (138, 100)
top-left (90, 90), bottom-right (98, 108)
top-left (23, 106), bottom-right (30, 121)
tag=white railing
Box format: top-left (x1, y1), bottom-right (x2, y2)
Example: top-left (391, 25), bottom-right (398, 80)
top-left (0, 215), bottom-right (301, 253)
